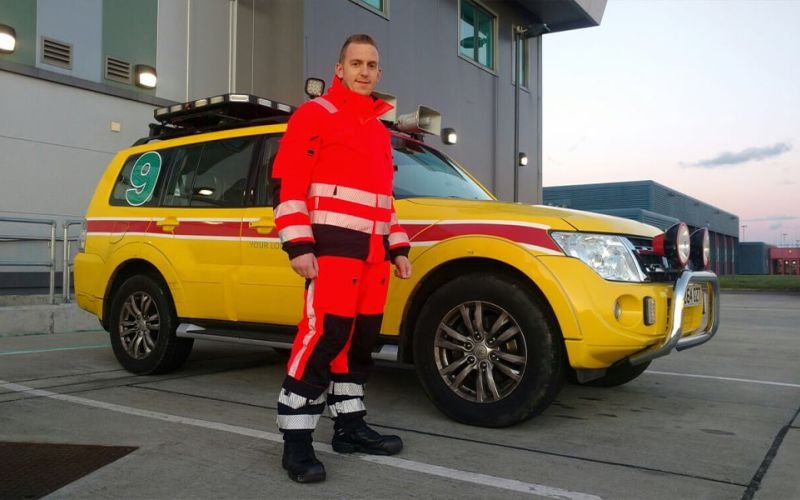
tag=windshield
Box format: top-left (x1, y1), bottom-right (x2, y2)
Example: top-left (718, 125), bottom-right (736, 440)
top-left (391, 136), bottom-right (492, 200)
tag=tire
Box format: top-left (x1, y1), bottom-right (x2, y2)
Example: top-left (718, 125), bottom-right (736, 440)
top-left (108, 275), bottom-right (193, 375)
top-left (580, 360), bottom-right (651, 388)
top-left (413, 273), bottom-right (565, 427)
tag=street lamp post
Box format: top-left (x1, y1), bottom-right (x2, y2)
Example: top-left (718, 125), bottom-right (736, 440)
top-left (740, 224), bottom-right (747, 241)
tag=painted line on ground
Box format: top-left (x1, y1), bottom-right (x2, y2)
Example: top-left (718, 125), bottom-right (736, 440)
top-left (0, 344), bottom-right (110, 357)
top-left (647, 370), bottom-right (800, 389)
top-left (0, 379), bottom-right (601, 500)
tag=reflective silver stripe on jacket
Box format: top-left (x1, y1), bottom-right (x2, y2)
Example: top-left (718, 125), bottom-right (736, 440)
top-left (308, 183), bottom-right (393, 209)
top-left (310, 210), bottom-right (390, 235)
top-left (312, 97), bottom-right (338, 114)
top-left (275, 200), bottom-right (309, 219)
top-left (388, 232), bottom-right (410, 247)
top-left (279, 225), bottom-right (314, 243)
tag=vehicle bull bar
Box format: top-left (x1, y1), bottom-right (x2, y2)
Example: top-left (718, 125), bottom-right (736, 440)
top-left (627, 270), bottom-right (720, 366)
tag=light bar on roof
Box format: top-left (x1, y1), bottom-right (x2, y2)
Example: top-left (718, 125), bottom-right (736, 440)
top-left (151, 93), bottom-right (296, 125)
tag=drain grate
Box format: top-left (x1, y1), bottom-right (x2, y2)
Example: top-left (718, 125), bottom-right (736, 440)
top-left (0, 442), bottom-right (137, 498)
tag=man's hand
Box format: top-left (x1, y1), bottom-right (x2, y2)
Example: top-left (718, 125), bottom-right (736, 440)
top-left (290, 253), bottom-right (318, 279)
top-left (393, 255), bottom-right (412, 279)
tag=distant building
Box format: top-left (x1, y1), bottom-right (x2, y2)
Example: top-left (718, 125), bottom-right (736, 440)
top-left (543, 180), bottom-right (739, 275)
top-left (738, 242), bottom-right (771, 275)
top-left (770, 247), bottom-right (800, 275)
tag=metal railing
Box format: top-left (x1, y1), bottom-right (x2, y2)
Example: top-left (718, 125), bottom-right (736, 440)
top-left (62, 219), bottom-right (84, 303)
top-left (0, 216), bottom-right (83, 304)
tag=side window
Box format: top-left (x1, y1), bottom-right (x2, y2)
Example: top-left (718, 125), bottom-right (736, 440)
top-left (193, 137), bottom-right (257, 208)
top-left (254, 135), bottom-right (282, 207)
top-left (163, 145), bottom-right (203, 207)
top-left (164, 137), bottom-right (257, 208)
top-left (459, 0), bottom-right (496, 70)
top-left (110, 150), bottom-right (170, 207)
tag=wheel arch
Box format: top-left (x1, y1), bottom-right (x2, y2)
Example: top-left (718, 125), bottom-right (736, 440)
top-left (101, 255), bottom-right (181, 331)
top-left (398, 254), bottom-right (564, 364)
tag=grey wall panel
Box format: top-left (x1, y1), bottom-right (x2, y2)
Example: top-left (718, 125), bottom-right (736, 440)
top-left (188, 0), bottom-right (232, 99)
top-left (156, 0), bottom-right (189, 101)
top-left (237, 0), bottom-right (304, 105)
top-left (36, 0), bottom-right (103, 81)
top-left (0, 71), bottom-right (153, 221)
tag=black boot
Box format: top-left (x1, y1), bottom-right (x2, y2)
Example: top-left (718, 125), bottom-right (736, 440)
top-left (282, 439), bottom-right (326, 483)
top-left (331, 421), bottom-right (403, 455)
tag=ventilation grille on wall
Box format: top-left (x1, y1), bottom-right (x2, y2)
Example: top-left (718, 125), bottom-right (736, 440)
top-left (41, 38), bottom-right (72, 69)
top-left (105, 56), bottom-right (132, 83)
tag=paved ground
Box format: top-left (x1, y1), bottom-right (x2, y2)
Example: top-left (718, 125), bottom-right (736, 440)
top-left (0, 292), bottom-right (798, 499)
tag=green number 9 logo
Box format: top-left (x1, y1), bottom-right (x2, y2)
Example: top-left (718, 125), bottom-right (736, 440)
top-left (125, 151), bottom-right (162, 206)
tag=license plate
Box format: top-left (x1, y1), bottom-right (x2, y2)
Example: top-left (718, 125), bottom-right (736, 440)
top-left (685, 284), bottom-right (704, 306)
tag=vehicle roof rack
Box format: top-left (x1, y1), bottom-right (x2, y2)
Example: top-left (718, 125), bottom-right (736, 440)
top-left (133, 93), bottom-right (295, 145)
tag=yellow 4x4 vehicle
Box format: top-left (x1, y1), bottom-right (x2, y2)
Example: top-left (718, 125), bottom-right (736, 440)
top-left (75, 93), bottom-right (720, 427)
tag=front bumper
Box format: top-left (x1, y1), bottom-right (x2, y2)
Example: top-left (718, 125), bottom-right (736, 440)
top-left (627, 270), bottom-right (720, 366)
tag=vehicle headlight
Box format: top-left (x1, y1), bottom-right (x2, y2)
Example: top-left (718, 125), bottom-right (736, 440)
top-left (550, 232), bottom-right (645, 282)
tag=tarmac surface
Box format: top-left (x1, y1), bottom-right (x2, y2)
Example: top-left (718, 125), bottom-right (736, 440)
top-left (0, 291), bottom-right (798, 499)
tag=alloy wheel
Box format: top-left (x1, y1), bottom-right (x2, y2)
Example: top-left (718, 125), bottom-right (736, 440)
top-left (118, 291), bottom-right (160, 360)
top-left (433, 300), bottom-right (527, 402)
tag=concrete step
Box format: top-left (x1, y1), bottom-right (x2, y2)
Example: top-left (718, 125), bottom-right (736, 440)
top-left (0, 296), bottom-right (102, 337)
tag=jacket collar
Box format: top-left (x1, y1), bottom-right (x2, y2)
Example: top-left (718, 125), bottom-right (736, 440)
top-left (327, 76), bottom-right (393, 122)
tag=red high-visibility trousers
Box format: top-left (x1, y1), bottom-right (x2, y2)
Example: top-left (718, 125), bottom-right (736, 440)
top-left (276, 256), bottom-right (390, 434)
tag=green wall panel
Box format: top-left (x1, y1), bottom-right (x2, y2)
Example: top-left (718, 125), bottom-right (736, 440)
top-left (102, 0), bottom-right (157, 91)
top-left (0, 0), bottom-right (37, 66)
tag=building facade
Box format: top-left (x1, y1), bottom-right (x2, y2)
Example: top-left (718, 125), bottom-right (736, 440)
top-left (543, 180), bottom-right (740, 275)
top-left (0, 0), bottom-right (605, 221)
top-left (0, 0), bottom-right (606, 289)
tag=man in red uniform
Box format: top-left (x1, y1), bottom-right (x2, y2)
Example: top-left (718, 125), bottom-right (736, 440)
top-left (271, 33), bottom-right (411, 483)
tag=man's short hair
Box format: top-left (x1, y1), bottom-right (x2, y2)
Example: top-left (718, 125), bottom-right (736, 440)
top-left (339, 34), bottom-right (378, 63)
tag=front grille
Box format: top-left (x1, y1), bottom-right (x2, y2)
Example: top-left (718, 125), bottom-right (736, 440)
top-left (627, 236), bottom-right (682, 283)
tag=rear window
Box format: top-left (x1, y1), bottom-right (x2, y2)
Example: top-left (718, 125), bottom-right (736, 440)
top-left (109, 136), bottom-right (259, 208)
top-left (110, 150), bottom-right (172, 207)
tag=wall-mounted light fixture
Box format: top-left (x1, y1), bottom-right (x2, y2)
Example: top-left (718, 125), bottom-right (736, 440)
top-left (518, 152), bottom-right (528, 167)
top-left (442, 127), bottom-right (457, 145)
top-left (0, 24), bottom-right (17, 54)
top-left (135, 64), bottom-right (157, 88)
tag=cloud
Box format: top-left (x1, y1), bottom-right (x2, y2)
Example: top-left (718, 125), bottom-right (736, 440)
top-left (769, 222), bottom-right (783, 231)
top-left (689, 142), bottom-right (792, 168)
top-left (743, 215), bottom-right (798, 223)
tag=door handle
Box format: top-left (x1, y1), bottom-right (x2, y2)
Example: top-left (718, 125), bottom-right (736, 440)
top-left (248, 217), bottom-right (275, 234)
top-left (156, 217), bottom-right (180, 233)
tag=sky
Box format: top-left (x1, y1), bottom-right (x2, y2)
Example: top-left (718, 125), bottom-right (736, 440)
top-left (542, 0), bottom-right (800, 246)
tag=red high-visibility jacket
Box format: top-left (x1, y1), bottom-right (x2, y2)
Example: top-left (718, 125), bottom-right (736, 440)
top-left (272, 77), bottom-right (410, 263)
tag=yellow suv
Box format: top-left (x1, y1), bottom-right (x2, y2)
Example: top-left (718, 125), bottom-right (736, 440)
top-left (75, 93), bottom-right (720, 427)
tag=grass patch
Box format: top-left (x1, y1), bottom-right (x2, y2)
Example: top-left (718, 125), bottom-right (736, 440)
top-left (719, 274), bottom-right (800, 291)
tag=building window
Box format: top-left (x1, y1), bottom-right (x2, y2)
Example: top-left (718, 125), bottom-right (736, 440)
top-left (513, 33), bottom-right (528, 88)
top-left (459, 0), bottom-right (495, 70)
top-left (351, 0), bottom-right (388, 16)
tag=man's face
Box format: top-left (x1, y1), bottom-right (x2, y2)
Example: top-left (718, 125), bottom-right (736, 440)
top-left (335, 42), bottom-right (381, 96)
